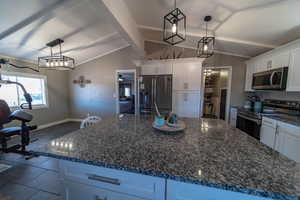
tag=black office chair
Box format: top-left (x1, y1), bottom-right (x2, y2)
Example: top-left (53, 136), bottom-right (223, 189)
top-left (0, 100), bottom-right (37, 155)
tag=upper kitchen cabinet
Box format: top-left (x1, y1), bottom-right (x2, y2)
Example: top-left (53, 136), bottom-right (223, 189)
top-left (173, 62), bottom-right (202, 91)
top-left (287, 47), bottom-right (300, 91)
top-left (271, 50), bottom-right (290, 70)
top-left (141, 62), bottom-right (172, 75)
top-left (245, 60), bottom-right (254, 92)
top-left (254, 56), bottom-right (268, 73)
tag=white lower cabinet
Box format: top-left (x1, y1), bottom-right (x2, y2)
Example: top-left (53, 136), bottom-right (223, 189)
top-left (260, 117), bottom-right (300, 163)
top-left (260, 117), bottom-right (277, 149)
top-left (173, 91), bottom-right (200, 118)
top-left (276, 122), bottom-right (300, 163)
top-left (60, 160), bottom-right (165, 200)
top-left (166, 180), bottom-right (272, 200)
top-left (65, 181), bottom-right (145, 200)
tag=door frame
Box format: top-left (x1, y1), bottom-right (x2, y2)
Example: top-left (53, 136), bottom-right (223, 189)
top-left (200, 66), bottom-right (232, 123)
top-left (115, 69), bottom-right (137, 115)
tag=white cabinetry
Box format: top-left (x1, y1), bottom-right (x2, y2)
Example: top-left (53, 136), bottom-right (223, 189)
top-left (245, 60), bottom-right (254, 92)
top-left (173, 62), bottom-right (202, 91)
top-left (167, 180), bottom-right (272, 200)
top-left (254, 57), bottom-right (268, 73)
top-left (276, 121), bottom-right (300, 163)
top-left (65, 181), bottom-right (145, 200)
top-left (172, 61), bottom-right (202, 118)
top-left (173, 92), bottom-right (200, 118)
top-left (260, 117), bottom-right (277, 149)
top-left (287, 47), bottom-right (300, 91)
top-left (60, 160), bottom-right (165, 200)
top-left (141, 62), bottom-right (172, 75)
top-left (260, 117), bottom-right (300, 164)
top-left (271, 50), bottom-right (290, 70)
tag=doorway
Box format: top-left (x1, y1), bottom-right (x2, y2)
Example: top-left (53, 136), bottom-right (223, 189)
top-left (116, 70), bottom-right (137, 115)
top-left (200, 66), bottom-right (232, 122)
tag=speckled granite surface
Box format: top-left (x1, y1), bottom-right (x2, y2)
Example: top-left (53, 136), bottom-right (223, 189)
top-left (266, 115), bottom-right (300, 127)
top-left (29, 115), bottom-right (300, 200)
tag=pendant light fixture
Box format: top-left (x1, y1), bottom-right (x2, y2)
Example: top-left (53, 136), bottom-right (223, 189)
top-left (197, 16), bottom-right (215, 58)
top-left (38, 38), bottom-right (75, 70)
top-left (163, 0), bottom-right (186, 45)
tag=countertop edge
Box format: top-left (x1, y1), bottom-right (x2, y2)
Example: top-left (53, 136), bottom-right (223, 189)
top-left (30, 151), bottom-right (300, 200)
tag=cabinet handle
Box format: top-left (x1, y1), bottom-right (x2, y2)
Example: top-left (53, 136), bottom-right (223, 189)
top-left (87, 174), bottom-right (121, 185)
top-left (95, 195), bottom-right (107, 200)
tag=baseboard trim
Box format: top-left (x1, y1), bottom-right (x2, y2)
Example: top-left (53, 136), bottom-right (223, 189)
top-left (35, 118), bottom-right (83, 131)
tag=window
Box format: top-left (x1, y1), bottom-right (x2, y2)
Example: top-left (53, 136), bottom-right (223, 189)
top-left (125, 87), bottom-right (131, 97)
top-left (0, 72), bottom-right (47, 108)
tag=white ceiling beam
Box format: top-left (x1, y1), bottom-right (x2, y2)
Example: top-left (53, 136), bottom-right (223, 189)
top-left (101, 0), bottom-right (145, 57)
top-left (145, 39), bottom-right (251, 59)
top-left (138, 25), bottom-right (278, 49)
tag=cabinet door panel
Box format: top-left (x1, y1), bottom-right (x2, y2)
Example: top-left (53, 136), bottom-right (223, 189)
top-left (271, 51), bottom-right (290, 70)
top-left (158, 63), bottom-right (172, 75)
top-left (167, 180), bottom-right (272, 200)
top-left (141, 65), bottom-right (157, 75)
top-left (287, 48), bottom-right (300, 91)
top-left (277, 123), bottom-right (300, 163)
top-left (173, 92), bottom-right (200, 118)
top-left (65, 181), bottom-right (145, 200)
top-left (173, 62), bottom-right (201, 91)
top-left (260, 125), bottom-right (276, 149)
top-left (245, 61), bottom-right (254, 91)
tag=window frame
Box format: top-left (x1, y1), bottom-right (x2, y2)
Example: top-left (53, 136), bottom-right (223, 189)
top-left (0, 71), bottom-right (49, 109)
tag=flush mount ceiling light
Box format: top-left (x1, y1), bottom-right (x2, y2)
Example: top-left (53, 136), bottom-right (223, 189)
top-left (163, 0), bottom-right (186, 46)
top-left (197, 16), bottom-right (215, 58)
top-left (38, 39), bottom-right (75, 71)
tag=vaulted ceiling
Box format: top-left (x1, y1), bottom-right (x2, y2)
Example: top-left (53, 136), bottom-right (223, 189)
top-left (125, 0), bottom-right (300, 58)
top-left (1, 0), bottom-right (300, 65)
top-left (0, 0), bottom-right (131, 65)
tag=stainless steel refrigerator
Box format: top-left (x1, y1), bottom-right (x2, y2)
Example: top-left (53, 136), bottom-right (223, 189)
top-left (139, 75), bottom-right (172, 115)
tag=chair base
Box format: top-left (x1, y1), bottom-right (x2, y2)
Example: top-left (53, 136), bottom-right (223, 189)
top-left (0, 145), bottom-right (39, 160)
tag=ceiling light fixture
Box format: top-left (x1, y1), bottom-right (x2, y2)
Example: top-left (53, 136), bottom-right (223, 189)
top-left (38, 38), bottom-right (75, 71)
top-left (163, 0), bottom-right (186, 45)
top-left (197, 16), bottom-right (215, 58)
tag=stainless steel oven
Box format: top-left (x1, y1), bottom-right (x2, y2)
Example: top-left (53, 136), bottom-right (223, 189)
top-left (252, 67), bottom-right (288, 90)
top-left (236, 111), bottom-right (261, 140)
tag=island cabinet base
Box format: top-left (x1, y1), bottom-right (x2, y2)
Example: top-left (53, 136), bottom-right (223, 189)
top-left (59, 160), bottom-right (165, 200)
top-left (167, 180), bottom-right (272, 200)
top-left (59, 160), bottom-right (273, 200)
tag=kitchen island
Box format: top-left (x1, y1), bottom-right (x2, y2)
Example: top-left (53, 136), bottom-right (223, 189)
top-left (29, 115), bottom-right (300, 200)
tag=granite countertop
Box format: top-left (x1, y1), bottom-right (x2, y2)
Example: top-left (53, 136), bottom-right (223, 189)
top-left (265, 115), bottom-right (300, 127)
top-left (29, 115), bottom-right (300, 200)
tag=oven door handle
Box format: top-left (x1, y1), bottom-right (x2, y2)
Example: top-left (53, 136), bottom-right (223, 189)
top-left (270, 71), bottom-right (276, 86)
top-left (237, 114), bottom-right (261, 125)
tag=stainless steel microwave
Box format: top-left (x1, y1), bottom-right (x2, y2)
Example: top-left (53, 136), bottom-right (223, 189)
top-left (252, 67), bottom-right (288, 90)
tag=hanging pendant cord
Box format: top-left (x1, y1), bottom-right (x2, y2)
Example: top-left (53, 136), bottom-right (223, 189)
top-left (174, 0), bottom-right (176, 9)
top-left (206, 22), bottom-right (208, 37)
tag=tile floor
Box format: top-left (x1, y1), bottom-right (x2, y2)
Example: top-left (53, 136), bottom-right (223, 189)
top-left (0, 122), bottom-right (80, 200)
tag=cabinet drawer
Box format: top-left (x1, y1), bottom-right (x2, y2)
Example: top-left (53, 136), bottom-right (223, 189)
top-left (65, 181), bottom-right (146, 200)
top-left (60, 160), bottom-right (165, 200)
top-left (262, 117), bottom-right (277, 129)
top-left (167, 180), bottom-right (272, 200)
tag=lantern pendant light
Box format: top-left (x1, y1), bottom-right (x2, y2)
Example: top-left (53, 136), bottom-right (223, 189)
top-left (163, 0), bottom-right (186, 46)
top-left (197, 16), bottom-right (215, 58)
